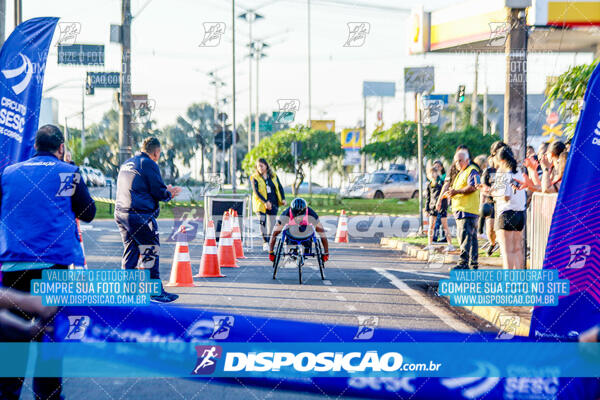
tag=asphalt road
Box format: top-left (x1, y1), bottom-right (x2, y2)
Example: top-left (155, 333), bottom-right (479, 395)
top-left (22, 218), bottom-right (491, 400)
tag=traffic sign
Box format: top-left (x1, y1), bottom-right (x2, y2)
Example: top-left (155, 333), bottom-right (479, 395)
top-left (86, 72), bottom-right (120, 89)
top-left (404, 66), bottom-right (434, 93)
top-left (341, 129), bottom-right (363, 149)
top-left (423, 94), bottom-right (448, 104)
top-left (58, 44), bottom-right (105, 65)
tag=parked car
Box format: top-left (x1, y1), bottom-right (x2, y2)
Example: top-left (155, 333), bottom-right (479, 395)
top-left (80, 166), bottom-right (95, 187)
top-left (284, 182), bottom-right (339, 195)
top-left (91, 168), bottom-right (106, 187)
top-left (340, 171), bottom-right (418, 200)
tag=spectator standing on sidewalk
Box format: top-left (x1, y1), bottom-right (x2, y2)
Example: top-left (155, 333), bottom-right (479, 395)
top-left (479, 156), bottom-right (499, 256)
top-left (443, 148), bottom-right (481, 270)
top-left (115, 137), bottom-right (182, 303)
top-left (492, 146), bottom-right (527, 270)
top-left (431, 160), bottom-right (447, 243)
top-left (0, 125), bottom-right (96, 400)
top-left (251, 158), bottom-right (286, 251)
top-left (424, 166), bottom-right (454, 252)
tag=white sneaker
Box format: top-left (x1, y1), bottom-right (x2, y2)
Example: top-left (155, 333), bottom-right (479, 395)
top-left (444, 245), bottom-right (456, 252)
top-left (422, 245), bottom-right (434, 252)
top-left (262, 243), bottom-right (269, 252)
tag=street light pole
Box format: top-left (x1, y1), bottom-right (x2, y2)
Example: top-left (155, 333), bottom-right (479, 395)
top-left (81, 83), bottom-right (85, 154)
top-left (232, 0), bottom-right (237, 193)
top-left (307, 0), bottom-right (312, 127)
top-left (417, 93), bottom-right (424, 235)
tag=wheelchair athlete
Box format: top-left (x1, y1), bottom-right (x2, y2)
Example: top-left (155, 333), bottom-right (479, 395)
top-left (269, 197), bottom-right (329, 263)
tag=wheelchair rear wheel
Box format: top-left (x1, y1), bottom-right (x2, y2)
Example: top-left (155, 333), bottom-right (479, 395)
top-left (315, 239), bottom-right (325, 280)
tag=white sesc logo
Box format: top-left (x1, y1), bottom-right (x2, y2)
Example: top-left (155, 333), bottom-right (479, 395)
top-left (2, 53), bottom-right (33, 95)
top-left (441, 362), bottom-right (501, 399)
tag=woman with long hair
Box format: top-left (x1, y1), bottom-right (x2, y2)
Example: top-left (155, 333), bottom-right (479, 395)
top-left (250, 158), bottom-right (286, 251)
top-left (492, 146), bottom-right (527, 269)
top-left (424, 165), bottom-right (454, 252)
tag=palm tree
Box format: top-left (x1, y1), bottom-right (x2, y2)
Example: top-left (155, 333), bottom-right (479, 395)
top-left (176, 103), bottom-right (215, 182)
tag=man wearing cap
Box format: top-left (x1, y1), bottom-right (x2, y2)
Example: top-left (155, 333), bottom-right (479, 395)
top-left (115, 137), bottom-right (182, 303)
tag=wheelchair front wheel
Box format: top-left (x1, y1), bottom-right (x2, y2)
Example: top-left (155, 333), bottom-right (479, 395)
top-left (273, 239), bottom-right (284, 279)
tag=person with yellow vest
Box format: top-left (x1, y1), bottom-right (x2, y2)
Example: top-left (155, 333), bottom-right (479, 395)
top-left (446, 148), bottom-right (481, 270)
top-left (251, 158), bottom-right (286, 251)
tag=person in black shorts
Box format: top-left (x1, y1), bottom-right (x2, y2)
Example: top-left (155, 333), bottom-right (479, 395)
top-left (424, 166), bottom-right (454, 252)
top-left (268, 198), bottom-right (329, 262)
top-left (479, 155), bottom-right (499, 256)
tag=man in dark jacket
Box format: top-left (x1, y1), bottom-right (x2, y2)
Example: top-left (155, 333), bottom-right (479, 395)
top-left (115, 137), bottom-right (181, 303)
top-left (0, 124), bottom-right (96, 400)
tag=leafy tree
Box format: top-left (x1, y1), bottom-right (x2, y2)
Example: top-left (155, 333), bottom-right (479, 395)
top-left (242, 126), bottom-right (343, 194)
top-left (360, 121), bottom-right (440, 164)
top-left (435, 126), bottom-right (500, 161)
top-left (544, 59), bottom-right (598, 138)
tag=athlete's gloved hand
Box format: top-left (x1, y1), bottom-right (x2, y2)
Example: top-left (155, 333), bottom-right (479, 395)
top-left (269, 251), bottom-right (275, 262)
top-left (322, 253), bottom-right (329, 262)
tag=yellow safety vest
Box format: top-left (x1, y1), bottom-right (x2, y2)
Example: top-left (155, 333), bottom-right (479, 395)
top-left (451, 165), bottom-right (480, 215)
top-left (251, 171), bottom-right (284, 213)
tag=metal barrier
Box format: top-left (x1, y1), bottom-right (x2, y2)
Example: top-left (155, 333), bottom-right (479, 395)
top-left (527, 192), bottom-right (558, 269)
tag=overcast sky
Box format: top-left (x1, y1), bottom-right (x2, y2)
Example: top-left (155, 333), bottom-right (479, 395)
top-left (11, 0), bottom-right (593, 133)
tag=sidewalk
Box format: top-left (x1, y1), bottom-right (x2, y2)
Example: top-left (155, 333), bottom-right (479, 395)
top-left (380, 237), bottom-right (531, 337)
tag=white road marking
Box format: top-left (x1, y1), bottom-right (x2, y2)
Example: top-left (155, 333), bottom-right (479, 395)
top-left (335, 295), bottom-right (347, 301)
top-left (328, 287), bottom-right (338, 293)
top-left (373, 267), bottom-right (473, 333)
top-left (347, 305), bottom-right (357, 311)
top-left (393, 269), bottom-right (448, 279)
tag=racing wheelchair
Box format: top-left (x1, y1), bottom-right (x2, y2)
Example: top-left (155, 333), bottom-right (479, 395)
top-left (272, 223), bottom-right (325, 284)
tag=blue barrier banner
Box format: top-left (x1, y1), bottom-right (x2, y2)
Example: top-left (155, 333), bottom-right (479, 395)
top-left (1, 342), bottom-right (600, 378)
top-left (38, 305), bottom-right (600, 399)
top-left (531, 61), bottom-right (600, 339)
top-left (0, 17), bottom-right (58, 172)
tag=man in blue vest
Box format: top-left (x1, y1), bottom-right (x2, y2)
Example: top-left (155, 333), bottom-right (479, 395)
top-left (0, 124), bottom-right (96, 400)
top-left (115, 137), bottom-right (182, 303)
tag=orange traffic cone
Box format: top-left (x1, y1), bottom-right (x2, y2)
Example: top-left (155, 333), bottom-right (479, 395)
top-left (335, 210), bottom-right (349, 243)
top-left (195, 220), bottom-right (225, 278)
top-left (70, 219), bottom-right (87, 270)
top-left (229, 209), bottom-right (246, 259)
top-left (218, 212), bottom-right (239, 268)
top-left (166, 226), bottom-right (196, 287)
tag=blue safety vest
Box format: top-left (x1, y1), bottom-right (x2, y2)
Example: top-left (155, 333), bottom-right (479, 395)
top-left (0, 154), bottom-right (84, 266)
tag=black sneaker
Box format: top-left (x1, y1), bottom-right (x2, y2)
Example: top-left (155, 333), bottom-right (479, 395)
top-left (151, 290), bottom-right (179, 303)
top-left (486, 243), bottom-right (499, 257)
top-left (450, 265), bottom-right (468, 271)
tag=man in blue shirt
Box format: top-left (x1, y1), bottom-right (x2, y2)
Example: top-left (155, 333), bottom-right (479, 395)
top-left (115, 137), bottom-right (182, 303)
top-left (0, 124), bottom-right (96, 400)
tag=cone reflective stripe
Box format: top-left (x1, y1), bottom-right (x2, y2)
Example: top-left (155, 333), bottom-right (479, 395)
top-left (335, 210), bottom-right (349, 243)
top-left (167, 226), bottom-right (196, 287)
top-left (195, 220), bottom-right (225, 278)
top-left (70, 219), bottom-right (87, 270)
top-left (229, 209), bottom-right (246, 259)
top-left (218, 212), bottom-right (239, 268)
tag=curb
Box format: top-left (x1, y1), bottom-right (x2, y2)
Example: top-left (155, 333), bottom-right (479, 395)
top-left (380, 237), bottom-right (530, 336)
top-left (380, 237), bottom-right (503, 267)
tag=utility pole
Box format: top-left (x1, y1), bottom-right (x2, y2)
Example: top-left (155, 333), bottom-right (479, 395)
top-left (231, 0), bottom-right (237, 192)
top-left (0, 0), bottom-right (6, 46)
top-left (483, 85), bottom-right (488, 135)
top-left (254, 42), bottom-right (266, 151)
top-left (470, 52), bottom-right (479, 127)
top-left (361, 96), bottom-right (366, 173)
top-left (81, 83), bottom-right (85, 154)
top-left (209, 72), bottom-right (225, 175)
top-left (417, 93), bottom-right (424, 235)
top-left (504, 6), bottom-right (528, 162)
top-left (118, 0), bottom-right (132, 165)
top-left (307, 0), bottom-right (312, 127)
top-left (504, 4), bottom-right (529, 269)
top-left (238, 10), bottom-right (263, 150)
top-left (13, 0), bottom-right (20, 26)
